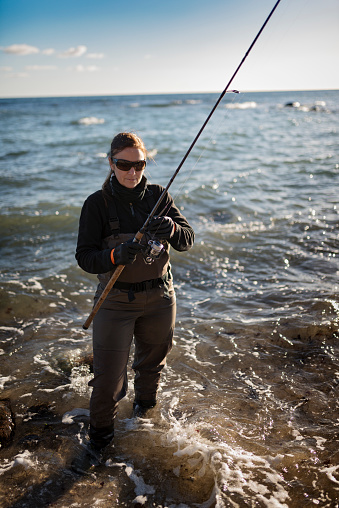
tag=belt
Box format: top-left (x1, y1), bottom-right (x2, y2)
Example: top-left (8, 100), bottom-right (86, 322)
top-left (113, 276), bottom-right (165, 293)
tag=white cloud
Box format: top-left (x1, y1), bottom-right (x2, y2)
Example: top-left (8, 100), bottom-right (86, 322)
top-left (75, 64), bottom-right (100, 72)
top-left (0, 66), bottom-right (13, 72)
top-left (7, 72), bottom-right (29, 78)
top-left (42, 48), bottom-right (55, 55)
top-left (2, 44), bottom-right (39, 55)
top-left (58, 45), bottom-right (87, 58)
top-left (25, 65), bottom-right (57, 71)
top-left (86, 53), bottom-right (104, 59)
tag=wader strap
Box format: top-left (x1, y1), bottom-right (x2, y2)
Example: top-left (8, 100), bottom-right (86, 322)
top-left (106, 189), bottom-right (156, 239)
top-left (107, 198), bottom-right (120, 238)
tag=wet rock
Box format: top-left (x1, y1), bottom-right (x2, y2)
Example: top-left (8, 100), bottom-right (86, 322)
top-left (18, 434), bottom-right (41, 449)
top-left (23, 402), bottom-right (59, 424)
top-left (0, 398), bottom-right (15, 447)
top-left (56, 352), bottom-right (93, 375)
top-left (76, 353), bottom-right (93, 371)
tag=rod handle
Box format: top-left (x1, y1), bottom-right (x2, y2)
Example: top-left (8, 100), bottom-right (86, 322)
top-left (82, 264), bottom-right (125, 330)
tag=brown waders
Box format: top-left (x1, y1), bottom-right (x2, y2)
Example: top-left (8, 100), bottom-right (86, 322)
top-left (88, 280), bottom-right (176, 438)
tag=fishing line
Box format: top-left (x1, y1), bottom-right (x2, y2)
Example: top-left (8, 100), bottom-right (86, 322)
top-left (165, 91), bottom-right (241, 195)
top-left (83, 0), bottom-right (283, 329)
top-left (148, 89), bottom-right (242, 236)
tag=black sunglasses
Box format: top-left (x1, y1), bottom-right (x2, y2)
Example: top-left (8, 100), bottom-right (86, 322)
top-left (112, 158), bottom-right (146, 172)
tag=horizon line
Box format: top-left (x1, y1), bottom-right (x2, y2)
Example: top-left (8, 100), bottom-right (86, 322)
top-left (0, 88), bottom-right (338, 100)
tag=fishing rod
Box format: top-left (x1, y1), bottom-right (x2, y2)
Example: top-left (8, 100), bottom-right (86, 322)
top-left (82, 0), bottom-right (282, 330)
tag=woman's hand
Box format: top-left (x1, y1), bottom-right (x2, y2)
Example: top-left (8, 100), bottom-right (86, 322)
top-left (147, 216), bottom-right (175, 240)
top-left (111, 240), bottom-right (144, 265)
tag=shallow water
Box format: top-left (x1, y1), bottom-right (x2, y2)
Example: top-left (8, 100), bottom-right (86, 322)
top-left (0, 90), bottom-right (338, 507)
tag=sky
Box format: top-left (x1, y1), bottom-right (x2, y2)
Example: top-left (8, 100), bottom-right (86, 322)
top-left (0, 0), bottom-right (338, 98)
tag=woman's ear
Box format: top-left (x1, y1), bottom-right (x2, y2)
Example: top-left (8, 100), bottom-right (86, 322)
top-left (108, 156), bottom-right (115, 173)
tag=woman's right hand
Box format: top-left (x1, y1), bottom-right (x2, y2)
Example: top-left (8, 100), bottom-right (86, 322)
top-left (111, 240), bottom-right (144, 265)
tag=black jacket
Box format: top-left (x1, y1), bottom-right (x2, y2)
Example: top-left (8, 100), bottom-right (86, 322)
top-left (75, 183), bottom-right (194, 275)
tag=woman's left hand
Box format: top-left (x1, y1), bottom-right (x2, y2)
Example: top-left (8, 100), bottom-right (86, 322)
top-left (148, 216), bottom-right (175, 239)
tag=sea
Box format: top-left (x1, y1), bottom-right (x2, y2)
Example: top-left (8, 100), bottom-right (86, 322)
top-left (0, 90), bottom-right (338, 508)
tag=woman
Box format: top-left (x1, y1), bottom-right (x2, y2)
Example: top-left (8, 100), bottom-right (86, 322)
top-left (75, 132), bottom-right (194, 458)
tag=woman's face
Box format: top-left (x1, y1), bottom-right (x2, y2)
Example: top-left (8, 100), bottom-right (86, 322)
top-left (110, 147), bottom-right (145, 189)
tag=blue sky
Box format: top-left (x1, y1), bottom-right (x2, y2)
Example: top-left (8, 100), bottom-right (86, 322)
top-left (0, 0), bottom-right (338, 97)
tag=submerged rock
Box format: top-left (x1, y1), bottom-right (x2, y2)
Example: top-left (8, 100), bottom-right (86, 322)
top-left (0, 398), bottom-right (15, 447)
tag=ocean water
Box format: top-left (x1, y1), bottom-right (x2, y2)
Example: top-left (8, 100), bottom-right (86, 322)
top-left (0, 90), bottom-right (338, 507)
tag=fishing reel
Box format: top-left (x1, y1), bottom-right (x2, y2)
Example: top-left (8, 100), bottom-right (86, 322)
top-left (143, 239), bottom-right (165, 265)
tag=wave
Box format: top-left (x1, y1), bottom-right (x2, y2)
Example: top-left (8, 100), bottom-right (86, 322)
top-left (75, 117), bottom-right (105, 125)
top-left (0, 150), bottom-right (30, 160)
top-left (225, 101), bottom-right (257, 109)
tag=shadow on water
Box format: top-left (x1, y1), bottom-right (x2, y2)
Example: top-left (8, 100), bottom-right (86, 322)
top-left (1, 408), bottom-right (129, 508)
top-left (1, 402), bottom-right (217, 508)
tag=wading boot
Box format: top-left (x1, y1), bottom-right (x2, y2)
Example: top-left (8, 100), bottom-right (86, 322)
top-left (132, 399), bottom-right (157, 418)
top-left (71, 424), bottom-right (114, 475)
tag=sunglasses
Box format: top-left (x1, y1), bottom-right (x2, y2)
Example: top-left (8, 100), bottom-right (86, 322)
top-left (112, 158), bottom-right (146, 172)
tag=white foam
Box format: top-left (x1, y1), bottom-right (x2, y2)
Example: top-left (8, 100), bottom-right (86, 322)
top-left (133, 495), bottom-right (147, 505)
top-left (70, 365), bottom-right (92, 395)
top-left (0, 376), bottom-right (14, 389)
top-left (163, 406), bottom-right (290, 507)
top-left (78, 117), bottom-right (105, 125)
top-left (27, 277), bottom-right (43, 290)
top-left (62, 408), bottom-right (90, 424)
top-left (106, 460), bottom-right (155, 503)
top-left (33, 354), bottom-right (59, 375)
top-left (313, 436), bottom-right (327, 450)
top-left (38, 384), bottom-right (70, 393)
top-left (0, 326), bottom-right (24, 336)
top-left (0, 451), bottom-right (36, 475)
top-left (319, 464), bottom-right (339, 484)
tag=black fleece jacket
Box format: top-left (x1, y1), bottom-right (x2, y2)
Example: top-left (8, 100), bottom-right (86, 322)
top-left (75, 183), bottom-right (194, 275)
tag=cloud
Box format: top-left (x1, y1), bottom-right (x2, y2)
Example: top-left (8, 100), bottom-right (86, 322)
top-left (86, 53), bottom-right (104, 59)
top-left (25, 65), bottom-right (57, 71)
top-left (0, 66), bottom-right (13, 72)
top-left (58, 45), bottom-right (87, 58)
top-left (2, 44), bottom-right (39, 55)
top-left (7, 72), bottom-right (29, 78)
top-left (42, 48), bottom-right (55, 55)
top-left (75, 64), bottom-right (100, 72)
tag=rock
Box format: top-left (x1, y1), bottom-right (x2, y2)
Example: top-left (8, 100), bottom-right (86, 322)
top-left (284, 101), bottom-right (300, 108)
top-left (0, 398), bottom-right (15, 447)
top-left (56, 352), bottom-right (93, 375)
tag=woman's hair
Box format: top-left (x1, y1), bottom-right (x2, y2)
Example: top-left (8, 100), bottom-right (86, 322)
top-left (102, 132), bottom-right (147, 196)
top-left (110, 132), bottom-right (146, 158)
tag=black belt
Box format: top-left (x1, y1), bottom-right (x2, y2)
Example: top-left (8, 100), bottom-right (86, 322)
top-left (113, 276), bottom-right (165, 293)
